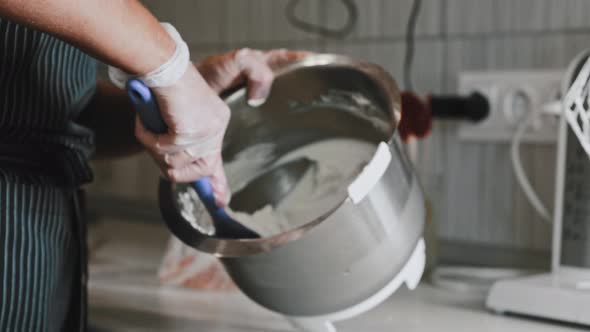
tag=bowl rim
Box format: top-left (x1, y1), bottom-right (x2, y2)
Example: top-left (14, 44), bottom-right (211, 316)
top-left (159, 53), bottom-right (402, 257)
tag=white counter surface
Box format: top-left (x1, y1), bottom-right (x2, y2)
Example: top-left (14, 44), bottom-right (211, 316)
top-left (88, 220), bottom-right (586, 332)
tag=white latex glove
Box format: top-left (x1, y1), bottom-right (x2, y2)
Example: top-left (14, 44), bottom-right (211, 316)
top-left (198, 48), bottom-right (309, 105)
top-left (136, 49), bottom-right (309, 207)
top-left (135, 63), bottom-right (231, 206)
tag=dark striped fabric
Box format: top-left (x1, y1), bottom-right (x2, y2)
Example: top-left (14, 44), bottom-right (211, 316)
top-left (0, 18), bottom-right (97, 184)
top-left (0, 18), bottom-right (97, 331)
top-left (0, 172), bottom-right (77, 331)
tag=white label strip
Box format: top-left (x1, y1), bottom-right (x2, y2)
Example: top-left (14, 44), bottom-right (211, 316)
top-left (347, 142), bottom-right (392, 204)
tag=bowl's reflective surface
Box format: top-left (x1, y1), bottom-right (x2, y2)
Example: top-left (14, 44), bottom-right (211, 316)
top-left (160, 54), bottom-right (405, 257)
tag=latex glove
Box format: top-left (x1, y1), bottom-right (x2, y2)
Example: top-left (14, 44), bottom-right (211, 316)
top-left (135, 63), bottom-right (231, 206)
top-left (136, 49), bottom-right (308, 207)
top-left (198, 48), bottom-right (309, 106)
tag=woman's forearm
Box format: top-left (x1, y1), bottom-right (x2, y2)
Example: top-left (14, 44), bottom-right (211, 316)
top-left (0, 0), bottom-right (174, 75)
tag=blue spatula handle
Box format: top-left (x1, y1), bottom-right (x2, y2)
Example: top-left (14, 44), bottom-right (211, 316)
top-left (190, 175), bottom-right (238, 228)
top-left (126, 79), bottom-right (217, 208)
top-left (126, 78), bottom-right (259, 238)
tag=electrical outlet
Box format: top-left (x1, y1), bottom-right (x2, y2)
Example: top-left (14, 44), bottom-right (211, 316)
top-left (458, 70), bottom-right (564, 143)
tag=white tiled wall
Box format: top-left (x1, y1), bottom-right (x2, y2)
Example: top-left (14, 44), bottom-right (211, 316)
top-left (88, 0), bottom-right (590, 253)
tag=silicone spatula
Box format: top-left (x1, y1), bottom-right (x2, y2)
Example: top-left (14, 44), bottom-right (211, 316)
top-left (126, 78), bottom-right (260, 239)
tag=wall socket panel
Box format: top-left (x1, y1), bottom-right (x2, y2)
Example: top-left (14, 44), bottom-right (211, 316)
top-left (458, 70), bottom-right (564, 143)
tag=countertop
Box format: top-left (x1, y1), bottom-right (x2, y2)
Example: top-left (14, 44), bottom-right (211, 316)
top-left (88, 220), bottom-right (587, 332)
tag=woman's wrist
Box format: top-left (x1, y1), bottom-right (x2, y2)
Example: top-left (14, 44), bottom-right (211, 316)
top-left (129, 26), bottom-right (176, 75)
top-left (108, 23), bottom-right (190, 89)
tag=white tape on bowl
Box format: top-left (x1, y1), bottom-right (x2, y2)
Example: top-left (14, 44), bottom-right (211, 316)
top-left (347, 142), bottom-right (392, 204)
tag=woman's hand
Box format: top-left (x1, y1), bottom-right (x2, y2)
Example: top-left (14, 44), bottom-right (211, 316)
top-left (136, 49), bottom-right (308, 207)
top-left (198, 48), bottom-right (309, 106)
top-left (135, 64), bottom-right (232, 206)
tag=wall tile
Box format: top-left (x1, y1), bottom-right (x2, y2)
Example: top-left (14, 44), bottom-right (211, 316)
top-left (445, 0), bottom-right (496, 35)
top-left (477, 144), bottom-right (517, 246)
top-left (142, 0), bottom-right (226, 44)
top-left (224, 0), bottom-right (251, 44)
top-left (564, 0), bottom-right (590, 29)
top-left (431, 126), bottom-right (553, 249)
top-left (220, 40), bottom-right (325, 54)
top-left (322, 0), bottom-right (383, 39)
top-left (445, 0), bottom-right (590, 36)
top-left (140, 0), bottom-right (176, 22)
top-left (564, 33), bottom-right (590, 62)
top-left (323, 40), bottom-right (444, 93)
top-left (225, 0), bottom-right (277, 44)
top-left (268, 0), bottom-right (323, 42)
top-left (444, 32), bottom-right (590, 92)
top-left (442, 140), bottom-right (487, 242)
top-left (412, 41), bottom-right (445, 94)
top-left (444, 35), bottom-right (569, 92)
top-left (382, 0), bottom-right (442, 37)
top-left (321, 0), bottom-right (441, 39)
top-left (415, 124), bottom-right (448, 239)
top-left (492, 0), bottom-right (549, 33)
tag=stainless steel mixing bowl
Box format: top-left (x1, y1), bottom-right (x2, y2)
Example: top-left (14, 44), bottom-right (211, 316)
top-left (159, 54), bottom-right (425, 317)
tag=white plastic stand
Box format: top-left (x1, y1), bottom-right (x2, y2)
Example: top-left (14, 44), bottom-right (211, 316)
top-left (487, 51), bottom-right (590, 327)
top-left (487, 268), bottom-right (590, 325)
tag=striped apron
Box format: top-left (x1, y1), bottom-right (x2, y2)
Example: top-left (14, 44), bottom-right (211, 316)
top-left (0, 18), bottom-right (97, 331)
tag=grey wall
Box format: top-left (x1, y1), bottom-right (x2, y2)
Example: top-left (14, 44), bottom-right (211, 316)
top-left (87, 0), bottom-right (590, 257)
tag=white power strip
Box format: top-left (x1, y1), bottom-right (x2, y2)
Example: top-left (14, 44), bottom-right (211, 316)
top-left (458, 70), bottom-right (563, 143)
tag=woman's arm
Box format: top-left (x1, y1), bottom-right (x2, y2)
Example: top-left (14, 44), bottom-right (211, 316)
top-left (82, 49), bottom-right (308, 161)
top-left (0, 0), bottom-right (173, 75)
top-left (0, 0), bottom-right (233, 205)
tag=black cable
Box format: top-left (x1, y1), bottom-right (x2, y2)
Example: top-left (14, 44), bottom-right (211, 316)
top-left (285, 0), bottom-right (358, 39)
top-left (403, 0), bottom-right (423, 91)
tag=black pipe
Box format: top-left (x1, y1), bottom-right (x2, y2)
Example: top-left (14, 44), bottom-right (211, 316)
top-left (430, 92), bottom-right (490, 122)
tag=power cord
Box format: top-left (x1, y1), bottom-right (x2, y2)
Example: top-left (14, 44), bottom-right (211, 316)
top-left (403, 0), bottom-right (423, 91)
top-left (286, 0), bottom-right (422, 90)
top-left (432, 104), bottom-right (558, 293)
top-left (510, 108), bottom-right (555, 224)
top-left (285, 0), bottom-right (358, 39)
